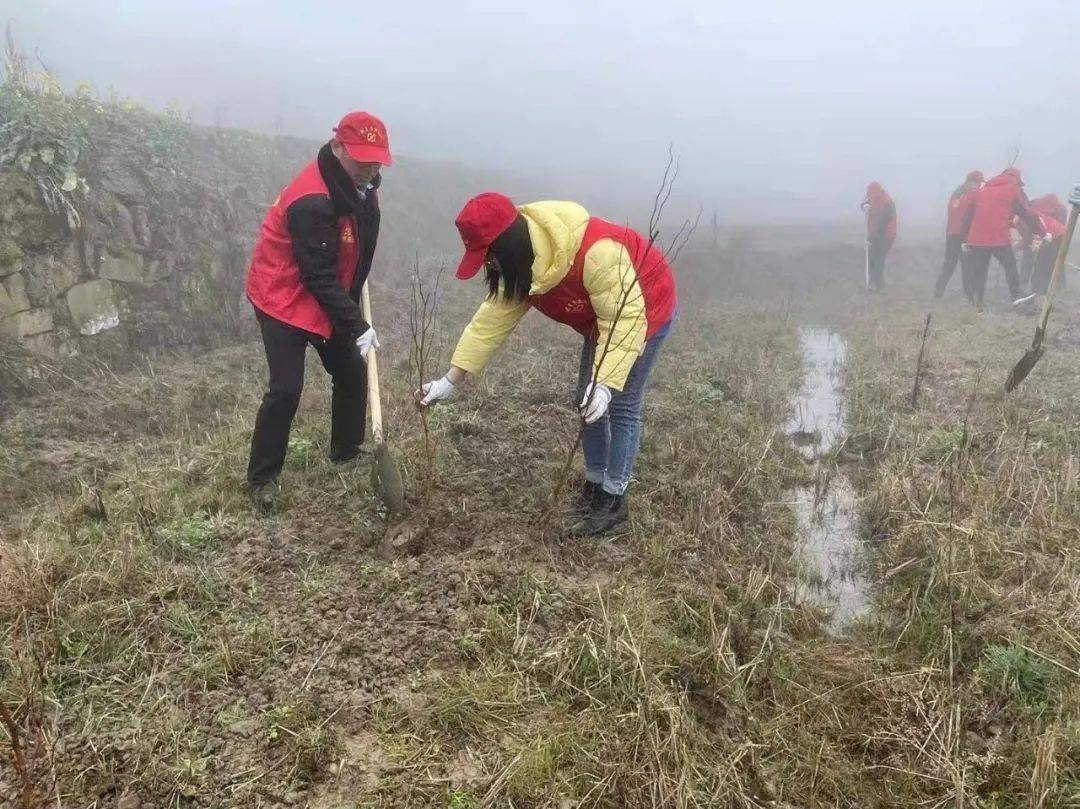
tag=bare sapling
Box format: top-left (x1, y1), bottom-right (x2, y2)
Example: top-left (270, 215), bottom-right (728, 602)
top-left (909, 312), bottom-right (932, 408)
top-left (4, 23), bottom-right (29, 86)
top-left (542, 147), bottom-right (697, 532)
top-left (0, 624), bottom-right (57, 809)
top-left (409, 255), bottom-right (444, 497)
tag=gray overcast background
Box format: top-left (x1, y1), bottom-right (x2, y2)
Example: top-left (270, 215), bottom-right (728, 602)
top-left (5, 0), bottom-right (1079, 226)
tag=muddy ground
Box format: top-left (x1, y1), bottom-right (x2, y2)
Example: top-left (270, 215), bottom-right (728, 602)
top-left (2, 239), bottom-right (1078, 808)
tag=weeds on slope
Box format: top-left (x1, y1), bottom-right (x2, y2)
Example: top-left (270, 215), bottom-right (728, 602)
top-left (841, 293), bottom-right (1080, 807)
top-left (8, 278), bottom-right (1076, 807)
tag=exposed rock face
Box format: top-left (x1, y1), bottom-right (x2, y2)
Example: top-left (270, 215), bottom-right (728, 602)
top-left (99, 249), bottom-right (148, 285)
top-left (1, 87), bottom-right (514, 386)
top-left (0, 272), bottom-right (30, 316)
top-left (67, 279), bottom-right (120, 336)
top-left (0, 114), bottom-right (299, 362)
top-left (1, 307), bottom-right (53, 339)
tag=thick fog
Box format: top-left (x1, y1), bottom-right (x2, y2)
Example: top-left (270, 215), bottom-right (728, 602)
top-left (5, 0), bottom-right (1079, 226)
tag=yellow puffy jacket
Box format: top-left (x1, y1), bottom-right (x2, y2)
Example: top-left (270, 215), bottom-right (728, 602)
top-left (450, 201), bottom-right (648, 391)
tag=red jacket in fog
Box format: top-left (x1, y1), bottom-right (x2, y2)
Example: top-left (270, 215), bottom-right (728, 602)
top-left (946, 186), bottom-right (979, 237)
top-left (946, 171), bottom-right (983, 236)
top-left (1038, 212), bottom-right (1066, 239)
top-left (864, 182), bottom-right (897, 242)
top-left (1031, 194), bottom-right (1068, 225)
top-left (964, 168), bottom-right (1043, 248)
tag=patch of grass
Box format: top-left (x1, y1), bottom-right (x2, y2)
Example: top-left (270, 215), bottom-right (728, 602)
top-left (287, 435), bottom-right (320, 469)
top-left (977, 645), bottom-right (1056, 708)
top-left (446, 789), bottom-right (478, 809)
top-left (157, 511), bottom-right (220, 557)
top-left (919, 424), bottom-right (966, 460)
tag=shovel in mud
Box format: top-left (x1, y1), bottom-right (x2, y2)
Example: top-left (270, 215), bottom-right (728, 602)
top-left (1005, 189), bottom-right (1080, 393)
top-left (360, 282), bottom-right (405, 515)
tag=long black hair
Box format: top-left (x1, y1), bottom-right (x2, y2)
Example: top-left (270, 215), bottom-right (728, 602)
top-left (486, 214), bottom-right (534, 301)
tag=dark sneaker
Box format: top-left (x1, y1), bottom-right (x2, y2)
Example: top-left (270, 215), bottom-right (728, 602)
top-left (574, 490), bottom-right (630, 537)
top-left (571, 480), bottom-right (602, 518)
top-left (248, 480), bottom-right (280, 514)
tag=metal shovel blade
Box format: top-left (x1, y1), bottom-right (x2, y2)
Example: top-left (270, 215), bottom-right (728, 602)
top-left (1005, 345), bottom-right (1044, 393)
top-left (371, 441), bottom-right (405, 515)
top-left (1004, 197), bottom-right (1080, 393)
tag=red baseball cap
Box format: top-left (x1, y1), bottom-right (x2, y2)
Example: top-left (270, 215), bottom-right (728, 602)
top-left (333, 111), bottom-right (392, 166)
top-left (454, 192), bottom-right (518, 279)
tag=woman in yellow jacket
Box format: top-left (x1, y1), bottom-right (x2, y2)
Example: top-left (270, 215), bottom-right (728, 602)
top-left (417, 193), bottom-right (677, 535)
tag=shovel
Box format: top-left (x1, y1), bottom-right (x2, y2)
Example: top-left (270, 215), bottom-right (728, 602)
top-left (1005, 191), bottom-right (1080, 392)
top-left (863, 208), bottom-right (871, 290)
top-left (360, 282), bottom-right (405, 514)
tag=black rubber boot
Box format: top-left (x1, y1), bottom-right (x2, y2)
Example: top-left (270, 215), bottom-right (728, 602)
top-left (571, 480), bottom-right (601, 518)
top-left (575, 490), bottom-right (630, 537)
top-left (248, 480), bottom-right (281, 514)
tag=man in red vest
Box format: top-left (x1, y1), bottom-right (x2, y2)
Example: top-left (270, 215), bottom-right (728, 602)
top-left (244, 112), bottom-right (391, 510)
top-left (934, 170), bottom-right (983, 299)
top-left (862, 182), bottom-right (897, 291)
top-left (959, 167), bottom-right (1044, 312)
top-left (415, 194), bottom-right (677, 536)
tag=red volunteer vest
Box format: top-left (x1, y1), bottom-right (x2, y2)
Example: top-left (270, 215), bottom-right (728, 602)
top-left (246, 162), bottom-right (361, 339)
top-left (528, 218), bottom-right (677, 340)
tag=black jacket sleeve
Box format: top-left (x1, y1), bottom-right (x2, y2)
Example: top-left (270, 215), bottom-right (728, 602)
top-left (286, 194), bottom-right (368, 340)
top-left (349, 181), bottom-right (381, 303)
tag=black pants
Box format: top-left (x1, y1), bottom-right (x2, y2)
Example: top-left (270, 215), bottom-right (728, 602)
top-left (1019, 243), bottom-right (1035, 286)
top-left (1031, 238), bottom-right (1066, 295)
top-left (934, 235), bottom-right (965, 298)
top-left (867, 238), bottom-right (893, 290)
top-left (247, 310), bottom-right (367, 486)
top-left (965, 246), bottom-right (1023, 310)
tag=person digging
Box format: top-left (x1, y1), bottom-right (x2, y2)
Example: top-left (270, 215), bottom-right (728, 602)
top-left (934, 170), bottom-right (983, 300)
top-left (861, 181), bottom-right (897, 292)
top-left (244, 111), bottom-right (391, 511)
top-left (415, 193), bottom-right (677, 536)
top-left (959, 167), bottom-right (1043, 313)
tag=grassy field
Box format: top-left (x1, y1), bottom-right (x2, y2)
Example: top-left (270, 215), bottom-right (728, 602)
top-left (1, 242), bottom-right (1078, 808)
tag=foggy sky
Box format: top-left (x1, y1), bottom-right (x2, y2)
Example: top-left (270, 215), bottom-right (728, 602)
top-left (5, 0), bottom-right (1079, 226)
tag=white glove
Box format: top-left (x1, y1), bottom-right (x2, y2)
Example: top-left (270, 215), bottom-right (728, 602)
top-left (355, 327), bottom-right (380, 360)
top-left (579, 382), bottom-right (612, 424)
top-left (417, 376), bottom-right (455, 407)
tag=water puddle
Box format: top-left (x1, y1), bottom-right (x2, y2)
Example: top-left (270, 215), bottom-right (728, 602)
top-left (785, 328), bottom-right (869, 630)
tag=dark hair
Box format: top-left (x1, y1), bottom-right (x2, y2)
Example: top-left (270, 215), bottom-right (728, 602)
top-left (485, 215), bottom-right (534, 301)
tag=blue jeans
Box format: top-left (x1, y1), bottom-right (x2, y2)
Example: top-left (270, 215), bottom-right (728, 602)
top-left (576, 319), bottom-right (672, 496)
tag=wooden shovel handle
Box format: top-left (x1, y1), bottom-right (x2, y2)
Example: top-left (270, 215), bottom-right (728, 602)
top-left (1032, 205), bottom-right (1080, 346)
top-left (360, 282), bottom-right (384, 444)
